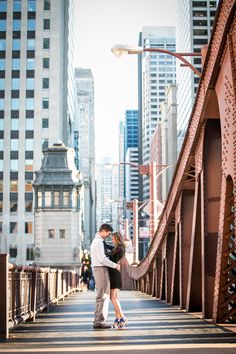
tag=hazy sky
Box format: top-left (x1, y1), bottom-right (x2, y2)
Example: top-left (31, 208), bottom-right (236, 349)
top-left (76, 0), bottom-right (177, 162)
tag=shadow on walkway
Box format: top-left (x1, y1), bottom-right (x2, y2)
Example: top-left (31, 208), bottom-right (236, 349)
top-left (1, 291), bottom-right (236, 353)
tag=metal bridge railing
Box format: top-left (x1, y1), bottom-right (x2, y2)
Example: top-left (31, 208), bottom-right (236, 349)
top-left (0, 253), bottom-right (80, 339)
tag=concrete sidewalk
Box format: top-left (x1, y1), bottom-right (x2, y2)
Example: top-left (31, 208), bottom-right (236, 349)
top-left (0, 291), bottom-right (236, 353)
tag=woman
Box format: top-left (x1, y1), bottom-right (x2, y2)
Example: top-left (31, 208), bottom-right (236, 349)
top-left (104, 232), bottom-right (128, 328)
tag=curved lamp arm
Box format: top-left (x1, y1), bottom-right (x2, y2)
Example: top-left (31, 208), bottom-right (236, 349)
top-left (111, 44), bottom-right (201, 77)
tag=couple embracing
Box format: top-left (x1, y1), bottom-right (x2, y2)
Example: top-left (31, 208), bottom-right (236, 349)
top-left (90, 223), bottom-right (128, 329)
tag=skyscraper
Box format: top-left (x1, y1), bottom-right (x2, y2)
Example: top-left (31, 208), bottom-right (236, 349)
top-left (176, 0), bottom-right (217, 151)
top-left (124, 109), bottom-right (139, 203)
top-left (96, 158), bottom-right (113, 230)
top-left (75, 67), bottom-right (95, 248)
top-left (139, 26), bottom-right (176, 201)
top-left (0, 0), bottom-right (77, 264)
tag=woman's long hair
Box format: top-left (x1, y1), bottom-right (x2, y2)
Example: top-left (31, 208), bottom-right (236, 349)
top-left (112, 232), bottom-right (126, 250)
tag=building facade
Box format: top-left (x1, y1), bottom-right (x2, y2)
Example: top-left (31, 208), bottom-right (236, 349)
top-left (158, 84), bottom-right (177, 202)
top-left (33, 142), bottom-right (83, 271)
top-left (139, 27), bottom-right (176, 201)
top-left (96, 158), bottom-right (112, 230)
top-left (0, 0), bottom-right (77, 264)
top-left (75, 67), bottom-right (95, 248)
top-left (176, 0), bottom-right (217, 152)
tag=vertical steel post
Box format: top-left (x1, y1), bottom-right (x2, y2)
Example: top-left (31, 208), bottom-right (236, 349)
top-left (0, 254), bottom-right (9, 339)
top-left (124, 218), bottom-right (130, 241)
top-left (150, 162), bottom-right (158, 241)
top-left (133, 199), bottom-right (139, 264)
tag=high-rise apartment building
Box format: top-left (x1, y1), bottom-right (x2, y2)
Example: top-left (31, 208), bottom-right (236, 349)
top-left (75, 67), bottom-right (95, 248)
top-left (124, 109), bottom-right (139, 206)
top-left (0, 0), bottom-right (77, 264)
top-left (96, 158), bottom-right (112, 230)
top-left (139, 27), bottom-right (176, 201)
top-left (96, 159), bottom-right (119, 233)
top-left (118, 120), bottom-right (125, 201)
top-left (176, 0), bottom-right (217, 151)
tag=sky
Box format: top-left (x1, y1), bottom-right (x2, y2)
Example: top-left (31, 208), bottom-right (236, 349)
top-left (76, 0), bottom-right (177, 162)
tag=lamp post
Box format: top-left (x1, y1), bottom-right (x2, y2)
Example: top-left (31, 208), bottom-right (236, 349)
top-left (111, 44), bottom-right (202, 77)
top-left (105, 161), bottom-right (175, 243)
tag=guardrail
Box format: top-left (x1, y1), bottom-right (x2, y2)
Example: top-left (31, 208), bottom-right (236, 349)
top-left (0, 254), bottom-right (80, 339)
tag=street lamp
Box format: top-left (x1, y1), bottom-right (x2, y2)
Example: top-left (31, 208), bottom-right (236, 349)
top-left (111, 44), bottom-right (202, 77)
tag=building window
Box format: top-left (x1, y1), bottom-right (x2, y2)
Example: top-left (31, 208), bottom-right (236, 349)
top-left (26, 98), bottom-right (34, 110)
top-left (10, 160), bottom-right (18, 172)
top-left (10, 222), bottom-right (17, 233)
top-left (0, 1), bottom-right (7, 12)
top-left (42, 139), bottom-right (48, 149)
top-left (13, 19), bottom-right (21, 31)
top-left (42, 98), bottom-right (49, 109)
top-left (37, 191), bottom-right (42, 207)
top-left (0, 98), bottom-right (4, 110)
top-left (0, 221), bottom-right (2, 234)
top-left (25, 159), bottom-right (33, 171)
top-left (192, 10), bottom-right (207, 17)
top-left (27, 19), bottom-right (36, 31)
top-left (28, 0), bottom-right (36, 12)
top-left (0, 193), bottom-right (2, 212)
top-left (42, 118), bottom-right (48, 128)
top-left (10, 194), bottom-right (18, 212)
top-left (10, 180), bottom-right (18, 192)
top-left (25, 181), bottom-right (32, 192)
top-left (26, 118), bottom-right (34, 130)
top-left (43, 38), bottom-right (50, 49)
top-left (25, 139), bottom-right (34, 150)
top-left (63, 191), bottom-right (69, 206)
top-left (11, 98), bottom-right (19, 110)
top-left (48, 229), bottom-right (54, 239)
top-left (45, 191), bottom-right (51, 207)
top-left (25, 222), bottom-right (33, 233)
top-left (27, 58), bottom-right (35, 70)
top-left (25, 192), bottom-right (33, 212)
top-left (12, 58), bottom-right (20, 70)
top-left (193, 19), bottom-right (207, 26)
top-left (60, 229), bottom-right (65, 239)
top-left (25, 199), bottom-right (33, 212)
top-left (42, 77), bottom-right (49, 89)
top-left (43, 58), bottom-right (49, 69)
top-left (11, 139), bottom-right (18, 150)
top-left (54, 191), bottom-right (60, 206)
top-left (13, 0), bottom-right (21, 11)
top-left (193, 38), bottom-right (208, 45)
top-left (0, 20), bottom-right (6, 32)
top-left (0, 58), bottom-right (5, 70)
top-left (26, 245), bottom-right (34, 261)
top-left (26, 78), bottom-right (34, 90)
top-left (12, 39), bottom-right (20, 50)
top-left (27, 39), bottom-right (35, 50)
top-left (0, 39), bottom-right (6, 51)
top-left (9, 246), bottom-right (17, 258)
top-left (44, 0), bottom-right (50, 10)
top-left (12, 78), bottom-right (20, 90)
top-left (43, 19), bottom-right (50, 30)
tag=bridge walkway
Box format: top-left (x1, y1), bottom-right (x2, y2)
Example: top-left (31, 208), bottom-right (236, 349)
top-left (1, 291), bottom-right (236, 354)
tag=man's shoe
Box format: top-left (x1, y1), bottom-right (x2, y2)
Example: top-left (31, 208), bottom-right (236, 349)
top-left (93, 323), bottom-right (111, 329)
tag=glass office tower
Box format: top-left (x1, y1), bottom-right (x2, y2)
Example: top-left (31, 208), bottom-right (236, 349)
top-left (176, 0), bottom-right (217, 151)
top-left (0, 0), bottom-right (77, 264)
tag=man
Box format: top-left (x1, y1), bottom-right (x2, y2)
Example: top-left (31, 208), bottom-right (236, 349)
top-left (90, 223), bottom-right (120, 329)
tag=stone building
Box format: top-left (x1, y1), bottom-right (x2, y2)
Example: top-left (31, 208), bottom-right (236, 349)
top-left (33, 142), bottom-right (83, 271)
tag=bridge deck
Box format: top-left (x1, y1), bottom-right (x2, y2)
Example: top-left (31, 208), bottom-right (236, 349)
top-left (1, 291), bottom-right (236, 354)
